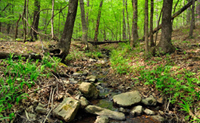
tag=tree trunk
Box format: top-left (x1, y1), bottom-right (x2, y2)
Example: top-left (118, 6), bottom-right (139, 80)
top-left (30, 0), bottom-right (40, 41)
top-left (125, 0), bottom-right (131, 41)
top-left (144, 0), bottom-right (149, 56)
top-left (150, 0), bottom-right (155, 47)
top-left (196, 0), bottom-right (200, 20)
top-left (156, 0), bottom-right (175, 54)
top-left (94, 0), bottom-right (104, 46)
top-left (26, 0), bottom-right (29, 34)
top-left (122, 0), bottom-right (126, 40)
top-left (56, 0), bottom-right (78, 62)
top-left (22, 0), bottom-right (27, 42)
top-left (189, 0), bottom-right (195, 37)
top-left (130, 0), bottom-right (138, 47)
top-left (51, 0), bottom-right (55, 39)
top-left (80, 0), bottom-right (88, 47)
top-left (15, 14), bottom-right (21, 39)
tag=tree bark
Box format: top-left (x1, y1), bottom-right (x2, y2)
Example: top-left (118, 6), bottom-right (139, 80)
top-left (144, 0), bottom-right (149, 56)
top-left (196, 0), bottom-right (200, 20)
top-left (15, 14), bottom-right (21, 39)
top-left (125, 0), bottom-right (131, 42)
top-left (156, 0), bottom-right (175, 54)
top-left (189, 0), bottom-right (195, 37)
top-left (80, 0), bottom-right (88, 46)
top-left (94, 0), bottom-right (104, 46)
top-left (51, 0), bottom-right (55, 39)
top-left (150, 0), bottom-right (155, 47)
top-left (22, 0), bottom-right (27, 42)
top-left (130, 0), bottom-right (138, 47)
top-left (56, 0), bottom-right (78, 62)
top-left (122, 0), bottom-right (126, 40)
top-left (30, 0), bottom-right (40, 41)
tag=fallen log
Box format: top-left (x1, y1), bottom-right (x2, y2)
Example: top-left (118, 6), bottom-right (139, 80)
top-left (0, 52), bottom-right (42, 60)
top-left (88, 41), bottom-right (128, 45)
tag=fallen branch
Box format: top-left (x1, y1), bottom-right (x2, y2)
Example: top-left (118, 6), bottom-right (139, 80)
top-left (88, 41), bottom-right (128, 45)
top-left (0, 52), bottom-right (42, 60)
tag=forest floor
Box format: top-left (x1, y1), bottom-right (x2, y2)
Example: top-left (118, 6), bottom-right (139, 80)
top-left (0, 24), bottom-right (200, 123)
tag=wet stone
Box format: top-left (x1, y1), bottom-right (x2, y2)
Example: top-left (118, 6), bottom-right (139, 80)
top-left (94, 116), bottom-right (109, 123)
top-left (113, 91), bottom-right (142, 107)
top-left (151, 115), bottom-right (165, 122)
top-left (85, 105), bottom-right (125, 120)
top-left (79, 82), bottom-right (99, 99)
top-left (144, 108), bottom-right (155, 115)
top-left (130, 105), bottom-right (143, 116)
top-left (142, 95), bottom-right (157, 106)
top-left (53, 97), bottom-right (80, 122)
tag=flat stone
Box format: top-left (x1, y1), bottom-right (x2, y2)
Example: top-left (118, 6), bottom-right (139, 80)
top-left (144, 108), bottom-right (155, 115)
top-left (85, 105), bottom-right (125, 120)
top-left (53, 97), bottom-right (80, 122)
top-left (151, 115), bottom-right (165, 122)
top-left (35, 103), bottom-right (47, 114)
top-left (142, 95), bottom-right (157, 106)
top-left (113, 91), bottom-right (141, 107)
top-left (130, 105), bottom-right (143, 116)
top-left (79, 82), bottom-right (99, 99)
top-left (94, 116), bottom-right (109, 123)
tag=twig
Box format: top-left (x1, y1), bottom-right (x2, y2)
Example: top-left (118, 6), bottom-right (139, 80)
top-left (28, 83), bottom-right (55, 94)
top-left (166, 95), bottom-right (171, 112)
top-left (43, 88), bottom-right (56, 123)
top-left (47, 87), bottom-right (53, 109)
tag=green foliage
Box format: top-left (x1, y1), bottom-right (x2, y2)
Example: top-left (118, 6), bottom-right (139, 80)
top-left (138, 65), bottom-right (200, 118)
top-left (110, 43), bottom-right (132, 74)
top-left (0, 54), bottom-right (60, 121)
top-left (85, 51), bottom-right (102, 59)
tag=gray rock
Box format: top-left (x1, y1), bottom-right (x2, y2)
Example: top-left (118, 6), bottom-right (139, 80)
top-left (144, 108), bottom-right (155, 115)
top-left (79, 82), bottom-right (99, 99)
top-left (85, 105), bottom-right (125, 120)
top-left (80, 96), bottom-right (89, 108)
top-left (86, 75), bottom-right (97, 82)
top-left (94, 116), bottom-right (109, 123)
top-left (151, 115), bottom-right (165, 122)
top-left (130, 105), bottom-right (143, 116)
top-left (113, 91), bottom-right (141, 107)
top-left (53, 97), bottom-right (80, 122)
top-left (73, 71), bottom-right (88, 76)
top-left (142, 95), bottom-right (157, 106)
top-left (69, 78), bottom-right (78, 84)
top-left (35, 103), bottom-right (47, 114)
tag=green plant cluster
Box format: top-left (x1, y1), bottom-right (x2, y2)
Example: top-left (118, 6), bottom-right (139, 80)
top-left (139, 65), bottom-right (200, 121)
top-left (0, 54), bottom-right (60, 121)
top-left (110, 43), bottom-right (132, 74)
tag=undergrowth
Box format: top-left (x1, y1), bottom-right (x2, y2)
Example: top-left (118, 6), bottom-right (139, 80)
top-left (109, 43), bottom-right (200, 121)
top-left (0, 54), bottom-right (60, 121)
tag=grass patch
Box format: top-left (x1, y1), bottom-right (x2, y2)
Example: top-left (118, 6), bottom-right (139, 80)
top-left (0, 54), bottom-right (60, 121)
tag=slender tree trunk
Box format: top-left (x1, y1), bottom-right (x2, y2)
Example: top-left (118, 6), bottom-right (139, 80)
top-left (22, 0), bottom-right (27, 42)
top-left (30, 0), bottom-right (40, 41)
top-left (131, 0), bottom-right (138, 48)
top-left (156, 0), bottom-right (175, 54)
top-left (125, 0), bottom-right (131, 41)
top-left (122, 0), bottom-right (126, 40)
top-left (150, 0), bottom-right (155, 47)
top-left (57, 0), bottom-right (78, 62)
top-left (26, 0), bottom-right (29, 34)
top-left (15, 14), bottom-right (21, 39)
top-left (144, 0), bottom-right (149, 56)
top-left (94, 0), bottom-right (104, 46)
top-left (51, 0), bottom-right (55, 39)
top-left (189, 0), bottom-right (195, 37)
top-left (196, 0), bottom-right (200, 20)
top-left (80, 0), bottom-right (88, 47)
